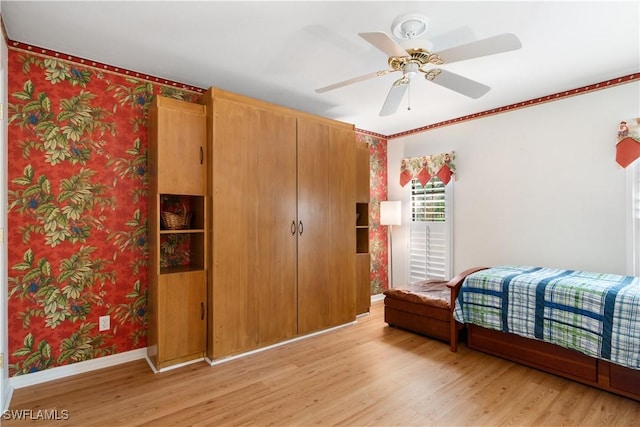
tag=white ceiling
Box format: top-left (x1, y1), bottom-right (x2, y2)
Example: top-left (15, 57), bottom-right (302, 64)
top-left (1, 1), bottom-right (638, 136)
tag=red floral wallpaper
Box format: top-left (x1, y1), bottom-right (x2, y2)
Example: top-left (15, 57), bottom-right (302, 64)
top-left (6, 45), bottom-right (388, 377)
top-left (355, 133), bottom-right (389, 294)
top-left (6, 48), bottom-right (200, 376)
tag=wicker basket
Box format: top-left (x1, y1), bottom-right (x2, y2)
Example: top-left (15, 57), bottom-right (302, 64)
top-left (161, 200), bottom-right (192, 230)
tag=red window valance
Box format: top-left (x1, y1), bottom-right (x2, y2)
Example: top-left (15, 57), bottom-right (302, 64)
top-left (616, 119), bottom-right (640, 168)
top-left (400, 151), bottom-right (456, 187)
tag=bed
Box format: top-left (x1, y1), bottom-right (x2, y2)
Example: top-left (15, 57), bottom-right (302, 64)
top-left (453, 265), bottom-right (640, 401)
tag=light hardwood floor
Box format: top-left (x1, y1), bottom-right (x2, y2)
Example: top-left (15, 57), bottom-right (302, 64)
top-left (5, 300), bottom-right (640, 426)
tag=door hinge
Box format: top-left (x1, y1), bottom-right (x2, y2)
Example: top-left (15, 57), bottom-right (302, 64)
top-left (0, 353), bottom-right (4, 369)
top-left (0, 228), bottom-right (3, 245)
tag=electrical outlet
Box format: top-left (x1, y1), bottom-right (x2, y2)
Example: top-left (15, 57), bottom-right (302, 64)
top-left (99, 315), bottom-right (110, 331)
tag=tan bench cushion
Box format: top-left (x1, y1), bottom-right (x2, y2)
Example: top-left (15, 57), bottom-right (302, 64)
top-left (383, 280), bottom-right (450, 309)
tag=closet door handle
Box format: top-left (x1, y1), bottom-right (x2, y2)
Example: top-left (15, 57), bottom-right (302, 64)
top-left (200, 302), bottom-right (205, 320)
top-left (291, 220), bottom-right (296, 235)
top-left (199, 146), bottom-right (204, 164)
top-left (298, 221), bottom-right (304, 236)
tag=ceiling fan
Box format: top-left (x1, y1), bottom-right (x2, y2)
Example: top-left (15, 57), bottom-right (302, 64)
top-left (315, 14), bottom-right (522, 116)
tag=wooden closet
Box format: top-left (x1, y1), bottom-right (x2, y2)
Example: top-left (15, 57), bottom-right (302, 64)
top-left (201, 88), bottom-right (356, 360)
top-left (147, 96), bottom-right (207, 370)
top-left (355, 139), bottom-right (371, 314)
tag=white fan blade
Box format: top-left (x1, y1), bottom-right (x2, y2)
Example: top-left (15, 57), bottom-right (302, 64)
top-left (428, 25), bottom-right (475, 52)
top-left (426, 69), bottom-right (490, 99)
top-left (359, 32), bottom-right (409, 58)
top-left (436, 33), bottom-right (522, 64)
top-left (380, 77), bottom-right (409, 116)
top-left (315, 69), bottom-right (395, 93)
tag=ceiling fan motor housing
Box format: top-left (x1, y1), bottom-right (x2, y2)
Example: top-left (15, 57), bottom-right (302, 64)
top-left (391, 13), bottom-right (430, 39)
top-left (388, 48), bottom-right (444, 72)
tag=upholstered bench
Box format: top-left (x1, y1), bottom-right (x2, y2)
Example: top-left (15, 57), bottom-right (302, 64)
top-left (383, 267), bottom-right (487, 351)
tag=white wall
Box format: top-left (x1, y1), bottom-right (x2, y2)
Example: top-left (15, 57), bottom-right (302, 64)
top-left (388, 82), bottom-right (639, 286)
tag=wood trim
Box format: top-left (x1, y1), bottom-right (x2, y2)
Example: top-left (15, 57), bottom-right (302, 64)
top-left (154, 95), bottom-right (206, 113)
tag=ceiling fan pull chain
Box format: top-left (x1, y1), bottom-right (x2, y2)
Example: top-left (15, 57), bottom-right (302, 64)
top-left (407, 79), bottom-right (412, 111)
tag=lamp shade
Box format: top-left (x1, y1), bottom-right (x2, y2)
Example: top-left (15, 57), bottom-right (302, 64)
top-left (380, 201), bottom-right (402, 226)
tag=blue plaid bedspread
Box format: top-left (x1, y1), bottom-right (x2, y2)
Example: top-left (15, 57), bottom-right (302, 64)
top-left (453, 265), bottom-right (640, 370)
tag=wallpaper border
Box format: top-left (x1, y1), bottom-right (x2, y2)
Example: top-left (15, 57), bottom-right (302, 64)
top-left (8, 40), bottom-right (637, 141)
top-left (385, 73), bottom-right (639, 140)
top-left (8, 40), bottom-right (204, 95)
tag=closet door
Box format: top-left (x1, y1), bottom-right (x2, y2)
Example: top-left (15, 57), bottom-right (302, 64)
top-left (297, 118), bottom-right (356, 334)
top-left (210, 98), bottom-right (260, 357)
top-left (327, 125), bottom-right (357, 324)
top-left (297, 119), bottom-right (330, 334)
top-left (254, 107), bottom-right (298, 346)
top-left (209, 95), bottom-right (297, 358)
top-left (156, 271), bottom-right (206, 365)
top-left (154, 97), bottom-right (206, 195)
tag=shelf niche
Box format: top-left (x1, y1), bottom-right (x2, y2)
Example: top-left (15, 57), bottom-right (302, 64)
top-left (158, 194), bottom-right (205, 274)
top-left (356, 202), bottom-right (369, 254)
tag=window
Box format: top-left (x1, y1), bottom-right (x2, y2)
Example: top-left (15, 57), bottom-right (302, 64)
top-left (411, 177), bottom-right (446, 222)
top-left (408, 177), bottom-right (452, 282)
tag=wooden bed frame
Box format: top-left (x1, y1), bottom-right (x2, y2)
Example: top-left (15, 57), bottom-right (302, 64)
top-left (455, 269), bottom-right (640, 402)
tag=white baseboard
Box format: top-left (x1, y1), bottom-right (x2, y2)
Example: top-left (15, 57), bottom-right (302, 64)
top-left (144, 355), bottom-right (206, 374)
top-left (371, 293), bottom-right (384, 303)
top-left (8, 348), bottom-right (147, 390)
top-left (2, 382), bottom-right (13, 413)
top-left (4, 312), bottom-right (376, 406)
top-left (6, 314), bottom-right (370, 389)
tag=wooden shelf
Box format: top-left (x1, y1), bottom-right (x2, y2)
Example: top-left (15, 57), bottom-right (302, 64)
top-left (356, 202), bottom-right (369, 254)
top-left (160, 229), bottom-right (205, 234)
top-left (158, 194), bottom-right (205, 272)
top-left (160, 265), bottom-right (206, 275)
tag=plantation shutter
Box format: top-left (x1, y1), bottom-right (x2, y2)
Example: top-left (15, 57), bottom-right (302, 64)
top-left (408, 178), bottom-right (451, 282)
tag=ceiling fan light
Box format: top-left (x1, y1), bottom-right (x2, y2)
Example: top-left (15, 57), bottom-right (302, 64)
top-left (403, 61), bottom-right (420, 77)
